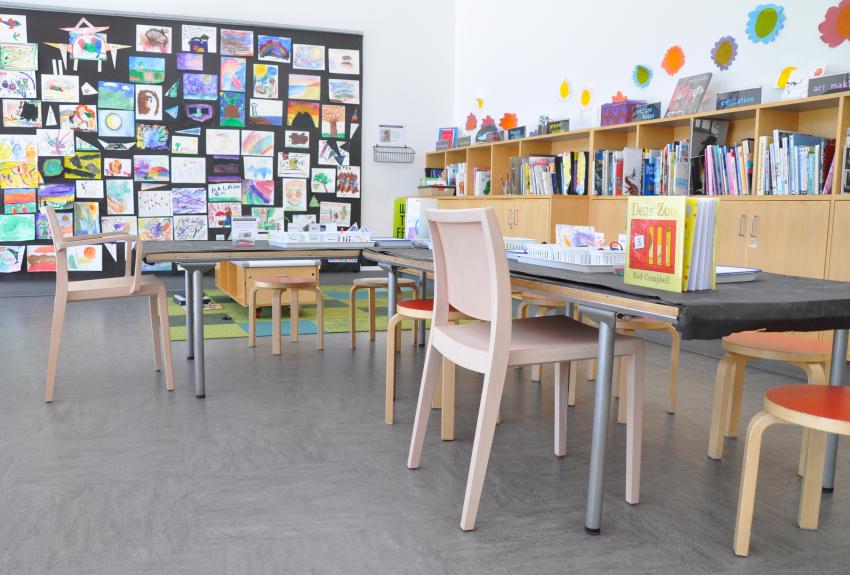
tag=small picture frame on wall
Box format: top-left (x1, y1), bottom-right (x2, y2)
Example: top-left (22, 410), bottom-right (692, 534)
top-left (437, 127), bottom-right (458, 146)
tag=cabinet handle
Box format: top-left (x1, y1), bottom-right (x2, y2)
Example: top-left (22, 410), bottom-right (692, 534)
top-left (513, 208), bottom-right (519, 229)
top-left (738, 215), bottom-right (747, 237)
top-left (750, 215), bottom-right (758, 239)
top-left (506, 208), bottom-right (513, 227)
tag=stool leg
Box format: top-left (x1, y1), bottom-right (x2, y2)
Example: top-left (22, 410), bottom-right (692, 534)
top-left (271, 289), bottom-right (282, 355)
top-left (616, 329), bottom-right (635, 425)
top-left (248, 287), bottom-right (259, 348)
top-left (349, 285), bottom-right (358, 349)
top-left (314, 287), bottom-right (324, 350)
top-left (725, 356), bottom-right (748, 438)
top-left (368, 287), bottom-right (376, 342)
top-left (798, 363), bottom-right (827, 476)
top-left (798, 429), bottom-right (828, 529)
top-left (734, 410), bottom-right (782, 557)
top-left (568, 361), bottom-right (578, 407)
top-left (290, 288), bottom-right (300, 343)
top-left (554, 361), bottom-right (569, 456)
top-left (441, 357), bottom-right (455, 441)
top-left (385, 313), bottom-right (402, 424)
top-left (708, 354), bottom-right (737, 460)
top-left (666, 326), bottom-right (681, 414)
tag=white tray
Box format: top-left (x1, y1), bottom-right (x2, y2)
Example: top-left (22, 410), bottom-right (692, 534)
top-left (517, 255), bottom-right (617, 274)
top-left (267, 241), bottom-right (375, 249)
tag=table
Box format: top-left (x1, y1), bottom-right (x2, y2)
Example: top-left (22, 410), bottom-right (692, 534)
top-left (362, 247), bottom-right (850, 533)
top-left (143, 241), bottom-right (362, 398)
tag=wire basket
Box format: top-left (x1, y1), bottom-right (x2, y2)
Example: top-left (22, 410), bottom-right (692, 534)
top-left (373, 145), bottom-right (415, 163)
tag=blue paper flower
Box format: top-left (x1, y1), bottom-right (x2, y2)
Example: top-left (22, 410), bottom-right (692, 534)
top-left (746, 4), bottom-right (785, 44)
top-left (632, 65), bottom-right (652, 88)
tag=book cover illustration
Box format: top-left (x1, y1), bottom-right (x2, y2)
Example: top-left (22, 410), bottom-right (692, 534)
top-left (625, 197), bottom-right (686, 292)
top-left (665, 73), bottom-right (712, 117)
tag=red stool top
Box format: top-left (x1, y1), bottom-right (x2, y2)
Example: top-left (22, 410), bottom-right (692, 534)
top-left (766, 385), bottom-right (850, 423)
top-left (397, 298), bottom-right (458, 313)
top-left (724, 331), bottom-right (832, 356)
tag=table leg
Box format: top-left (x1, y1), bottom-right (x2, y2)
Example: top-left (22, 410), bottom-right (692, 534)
top-left (381, 264), bottom-right (398, 318)
top-left (184, 268), bottom-right (194, 360)
top-left (823, 328), bottom-right (848, 491)
top-left (585, 308), bottom-right (617, 534)
top-left (192, 268), bottom-right (206, 398)
top-left (418, 270), bottom-right (427, 346)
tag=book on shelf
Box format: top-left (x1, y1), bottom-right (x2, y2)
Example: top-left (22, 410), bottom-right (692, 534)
top-left (473, 169), bottom-right (491, 196)
top-left (755, 130), bottom-right (836, 195)
top-left (446, 162), bottom-right (467, 195)
top-left (593, 147), bottom-right (667, 196)
top-left (843, 128), bottom-right (850, 194)
top-left (504, 152), bottom-right (589, 195)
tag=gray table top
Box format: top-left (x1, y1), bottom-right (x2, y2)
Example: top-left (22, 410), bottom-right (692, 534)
top-left (142, 240), bottom-right (363, 264)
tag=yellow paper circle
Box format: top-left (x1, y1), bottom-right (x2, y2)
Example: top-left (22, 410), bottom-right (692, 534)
top-left (580, 89), bottom-right (591, 107)
top-left (559, 80), bottom-right (570, 99)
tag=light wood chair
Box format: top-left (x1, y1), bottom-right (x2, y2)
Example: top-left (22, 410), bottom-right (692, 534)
top-left (40, 205), bottom-right (174, 402)
top-left (516, 293), bottom-right (564, 383)
top-left (348, 276), bottom-right (418, 348)
top-left (248, 276), bottom-right (324, 355)
top-left (407, 207), bottom-right (645, 531)
top-left (708, 331), bottom-right (831, 462)
top-left (734, 385), bottom-right (850, 556)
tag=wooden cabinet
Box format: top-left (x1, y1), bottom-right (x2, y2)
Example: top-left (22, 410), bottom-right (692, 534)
top-left (745, 200), bottom-right (830, 278)
top-left (589, 198), bottom-right (628, 244)
top-left (827, 199), bottom-right (850, 281)
top-left (506, 198), bottom-right (550, 241)
top-left (215, 260), bottom-right (320, 307)
top-left (715, 200), bottom-right (750, 266)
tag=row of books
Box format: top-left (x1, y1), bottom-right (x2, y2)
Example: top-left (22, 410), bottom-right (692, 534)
top-left (700, 141), bottom-right (754, 196)
top-left (756, 130), bottom-right (836, 195)
top-left (505, 152), bottom-right (589, 196)
top-left (845, 129), bottom-right (850, 193)
top-left (594, 145), bottom-right (688, 196)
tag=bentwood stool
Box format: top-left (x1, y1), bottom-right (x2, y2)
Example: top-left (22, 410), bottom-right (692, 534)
top-left (734, 385), bottom-right (850, 556)
top-left (708, 331), bottom-right (831, 462)
top-left (349, 276), bottom-right (418, 348)
top-left (248, 276), bottom-right (324, 354)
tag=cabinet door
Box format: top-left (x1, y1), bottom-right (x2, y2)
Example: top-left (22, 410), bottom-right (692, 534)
top-left (589, 198), bottom-right (628, 244)
top-left (715, 200), bottom-right (749, 267)
top-left (827, 200), bottom-right (850, 281)
top-left (746, 200), bottom-right (830, 279)
top-left (512, 199), bottom-right (551, 241)
top-left (437, 198), bottom-right (513, 237)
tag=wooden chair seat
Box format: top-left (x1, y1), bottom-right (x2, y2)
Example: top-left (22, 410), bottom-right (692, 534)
top-left (255, 276), bottom-right (318, 290)
top-left (352, 276), bottom-right (417, 289)
top-left (397, 298), bottom-right (461, 320)
top-left (723, 331), bottom-right (832, 362)
top-left (66, 275), bottom-right (166, 301)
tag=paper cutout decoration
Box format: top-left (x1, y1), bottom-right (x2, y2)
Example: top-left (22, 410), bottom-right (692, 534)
top-left (97, 139), bottom-right (134, 151)
top-left (746, 4), bottom-right (785, 44)
top-left (819, 0), bottom-right (850, 47)
top-left (612, 91), bottom-right (628, 103)
top-left (475, 97), bottom-right (483, 109)
top-left (465, 113), bottom-right (477, 131)
top-left (75, 136), bottom-right (97, 151)
top-left (633, 65), bottom-right (652, 88)
top-left (349, 123), bottom-right (359, 138)
top-left (44, 18), bottom-right (129, 71)
top-left (165, 105), bottom-right (179, 119)
top-left (580, 89), bottom-right (592, 108)
top-left (711, 36), bottom-right (738, 71)
top-left (81, 82), bottom-right (97, 96)
top-left (498, 113), bottom-right (518, 130)
top-left (661, 46), bottom-right (685, 76)
top-left (166, 80), bottom-right (179, 98)
top-left (45, 105), bottom-right (57, 126)
top-left (309, 196), bottom-right (319, 208)
top-left (559, 80), bottom-right (570, 99)
top-left (776, 65), bottom-right (797, 88)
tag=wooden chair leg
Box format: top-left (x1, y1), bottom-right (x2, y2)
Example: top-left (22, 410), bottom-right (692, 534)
top-left (313, 287), bottom-right (324, 350)
top-left (708, 354), bottom-right (737, 460)
top-left (798, 363), bottom-right (827, 476)
top-left (568, 361), bottom-right (578, 406)
top-left (798, 429), bottom-right (828, 530)
top-left (248, 287), bottom-right (259, 347)
top-left (734, 410), bottom-right (783, 557)
top-left (625, 345), bottom-right (645, 504)
top-left (589, 358), bottom-right (597, 381)
top-left (44, 294), bottom-right (67, 403)
top-left (348, 285), bottom-right (358, 348)
top-left (156, 287), bottom-right (175, 392)
top-left (407, 344), bottom-right (444, 468)
top-left (290, 288), bottom-right (300, 343)
top-left (271, 289), bottom-right (282, 356)
top-left (385, 313), bottom-right (402, 424)
top-left (441, 357), bottom-right (456, 441)
top-left (149, 295), bottom-right (163, 372)
top-left (518, 302), bottom-right (529, 319)
top-left (554, 362), bottom-right (569, 457)
top-left (666, 326), bottom-right (681, 414)
top-left (725, 355), bottom-right (748, 438)
top-left (368, 287), bottom-right (376, 342)
top-left (617, 355), bottom-right (628, 424)
top-left (432, 350), bottom-right (443, 409)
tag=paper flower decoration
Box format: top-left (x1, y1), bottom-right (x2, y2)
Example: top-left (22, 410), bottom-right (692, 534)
top-left (559, 80), bottom-right (570, 99)
top-left (481, 115), bottom-right (495, 128)
top-left (498, 113), bottom-right (518, 130)
top-left (465, 113), bottom-right (477, 131)
top-left (661, 45), bottom-right (685, 75)
top-left (746, 4), bottom-right (785, 44)
top-left (819, 0), bottom-right (850, 47)
top-left (776, 65), bottom-right (797, 88)
top-left (580, 88), bottom-right (592, 108)
top-left (711, 36), bottom-right (738, 70)
top-left (475, 97), bottom-right (484, 109)
top-left (612, 90), bottom-right (627, 103)
top-left (633, 65), bottom-right (652, 88)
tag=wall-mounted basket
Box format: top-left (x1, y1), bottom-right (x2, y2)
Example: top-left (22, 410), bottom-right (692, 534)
top-left (373, 145), bottom-right (415, 163)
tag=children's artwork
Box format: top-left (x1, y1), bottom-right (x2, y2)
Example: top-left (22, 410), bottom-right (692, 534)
top-left (746, 4), bottom-right (785, 44)
top-left (293, 44), bottom-right (324, 70)
top-left (782, 67), bottom-right (825, 99)
top-left (98, 109), bottom-right (134, 138)
top-left (253, 63), bottom-right (278, 99)
top-left (818, 1), bottom-right (850, 48)
top-left (711, 36), bottom-right (738, 71)
top-left (288, 74), bottom-right (320, 100)
top-left (133, 154), bottom-right (170, 181)
top-left (138, 189), bottom-right (173, 217)
top-left (211, 155), bottom-right (240, 177)
top-left (0, 42), bottom-right (38, 70)
top-left (321, 105), bottom-right (346, 138)
top-left (328, 79), bottom-right (359, 104)
top-left (73, 201), bottom-right (100, 235)
top-left (171, 135), bottom-right (198, 155)
top-left (219, 91), bottom-right (245, 127)
top-left (139, 216), bottom-right (173, 240)
top-left (136, 124), bottom-right (169, 150)
top-left (208, 181), bottom-right (242, 202)
top-left (59, 104), bottom-right (96, 131)
top-left (165, 79), bottom-right (179, 99)
top-left (249, 99), bottom-right (283, 126)
top-left (252, 207), bottom-right (285, 231)
top-left (4, 188), bottom-right (36, 213)
top-left (63, 152), bottom-right (101, 179)
top-left (172, 187), bottom-right (206, 214)
top-left (328, 49), bottom-right (359, 75)
top-left (184, 103), bottom-right (214, 122)
top-left (183, 73), bottom-right (218, 100)
top-left (319, 201), bottom-right (351, 227)
top-left (36, 129), bottom-right (74, 157)
top-left (176, 52), bottom-right (204, 71)
top-left (244, 156), bottom-right (274, 180)
top-left (285, 130), bottom-right (310, 149)
top-left (67, 244), bottom-right (102, 271)
top-left (36, 211), bottom-right (72, 239)
top-left (0, 70), bottom-right (36, 98)
top-left (106, 179), bottom-right (134, 214)
top-left (41, 74), bottom-right (79, 102)
top-left (291, 213), bottom-right (316, 231)
top-left (283, 178), bottom-right (307, 211)
top-left (104, 157), bottom-right (132, 177)
top-left (0, 13), bottom-right (26, 43)
top-left (174, 214), bottom-right (207, 240)
top-left (42, 157), bottom-right (63, 177)
top-left (311, 168), bottom-right (336, 195)
top-left (75, 179), bottom-right (104, 199)
top-left (287, 100), bottom-right (320, 128)
top-left (661, 46), bottom-right (685, 76)
top-left (0, 133), bottom-right (37, 162)
top-left (171, 156), bottom-right (206, 183)
top-left (220, 29), bottom-right (253, 56)
top-left (206, 129), bottom-right (240, 155)
top-left (318, 139), bottom-right (349, 166)
top-left (182, 25), bottom-right (216, 53)
top-left (128, 56), bottom-right (165, 83)
top-left (3, 99), bottom-right (41, 128)
top-left (0, 244), bottom-right (25, 272)
top-left (27, 244), bottom-right (56, 272)
top-left (135, 84), bottom-right (162, 121)
top-left (257, 35), bottom-right (291, 63)
top-left (97, 81), bottom-right (134, 109)
top-left (101, 215), bottom-right (137, 234)
top-left (136, 24), bottom-right (172, 54)
top-left (37, 183), bottom-right (74, 209)
top-left (278, 152), bottom-right (310, 178)
top-left (336, 166), bottom-right (360, 198)
top-left (220, 57), bottom-right (246, 92)
top-left (242, 179), bottom-right (274, 205)
top-left (208, 201), bottom-right (241, 227)
top-left (0, 161), bottom-right (41, 188)
top-left (633, 65), bottom-right (652, 88)
top-left (241, 130), bottom-right (274, 156)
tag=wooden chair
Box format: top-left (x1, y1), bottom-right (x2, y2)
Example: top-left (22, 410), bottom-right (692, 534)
top-left (734, 385), bottom-right (850, 556)
top-left (407, 207), bottom-right (645, 531)
top-left (516, 293), bottom-right (564, 383)
top-left (348, 276), bottom-right (418, 348)
top-left (708, 331), bottom-right (831, 462)
top-left (40, 205), bottom-right (174, 402)
top-left (248, 276), bottom-right (324, 355)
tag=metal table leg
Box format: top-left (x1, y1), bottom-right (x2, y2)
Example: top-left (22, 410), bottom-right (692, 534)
top-left (418, 270), bottom-right (427, 346)
top-left (184, 268), bottom-right (194, 360)
top-left (381, 263), bottom-right (398, 318)
top-left (192, 268), bottom-right (206, 398)
top-left (823, 328), bottom-right (848, 491)
top-left (585, 308), bottom-right (617, 534)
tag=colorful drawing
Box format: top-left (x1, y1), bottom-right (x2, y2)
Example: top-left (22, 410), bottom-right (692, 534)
top-left (165, 105), bottom-right (179, 119)
top-left (311, 167), bottom-right (336, 195)
top-left (135, 84), bottom-right (162, 121)
top-left (97, 109), bottom-right (134, 138)
top-left (244, 156), bottom-right (274, 180)
top-left (241, 130), bottom-right (274, 156)
top-left (36, 211), bottom-right (71, 239)
top-left (633, 65), bottom-right (653, 88)
top-left (67, 244), bottom-right (102, 271)
top-left (106, 179), bottom-right (134, 214)
top-left (257, 35), bottom-right (291, 63)
top-left (27, 245), bottom-right (56, 272)
top-left (283, 178), bottom-right (307, 210)
top-left (136, 124), bottom-right (169, 150)
top-left (128, 56), bottom-right (165, 84)
top-left (100, 215), bottom-right (137, 234)
top-left (0, 42), bottom-right (37, 70)
top-left (277, 152), bottom-right (309, 178)
top-left (252, 63), bottom-right (278, 99)
top-left (319, 201), bottom-right (351, 227)
top-left (171, 156), bottom-right (206, 183)
top-left (181, 25), bottom-right (216, 53)
top-left (321, 105), bottom-right (346, 138)
top-left (242, 179), bottom-right (274, 205)
top-left (37, 183), bottom-right (74, 209)
top-left (63, 152), bottom-right (101, 179)
top-left (208, 202), bottom-right (241, 227)
top-left (58, 104), bottom-right (96, 131)
top-left (97, 81), bottom-right (134, 109)
top-left (42, 158), bottom-right (63, 177)
top-left (174, 214), bottom-right (207, 240)
top-left (183, 73), bottom-right (218, 100)
top-left (138, 189), bottom-right (172, 217)
top-left (285, 130), bottom-right (310, 149)
top-left (219, 91), bottom-right (245, 127)
top-left (133, 154), bottom-right (170, 181)
top-left (75, 179), bottom-right (104, 199)
top-left (104, 157), bottom-right (131, 177)
top-left (746, 4), bottom-right (785, 44)
top-left (0, 70), bottom-right (36, 98)
top-left (171, 135), bottom-right (198, 155)
top-left (36, 129), bottom-right (75, 157)
top-left (206, 129), bottom-right (240, 155)
top-left (220, 57), bottom-right (246, 92)
top-left (43, 17), bottom-right (129, 71)
top-left (75, 137), bottom-right (97, 151)
top-left (2, 99), bottom-right (40, 128)
top-left (293, 44), bottom-right (324, 70)
top-left (73, 201), bottom-right (100, 235)
top-left (291, 213), bottom-right (316, 231)
top-left (288, 74), bottom-right (321, 100)
top-left (0, 13), bottom-right (26, 43)
top-left (318, 139), bottom-right (349, 166)
top-left (252, 207), bottom-right (285, 231)
top-left (172, 187), bottom-right (206, 214)
top-left (184, 103), bottom-right (214, 122)
top-left (208, 181), bottom-right (242, 202)
top-left (211, 156), bottom-right (240, 177)
top-left (139, 216), bottom-right (173, 240)
top-left (0, 244), bottom-right (25, 272)
top-left (176, 52), bottom-right (204, 71)
top-left (136, 24), bottom-right (172, 53)
top-left (0, 133), bottom-right (37, 162)
top-left (336, 166), bottom-right (360, 198)
top-left (819, 0), bottom-right (850, 47)
top-left (4, 188), bottom-right (36, 213)
top-left (328, 78), bottom-right (359, 104)
top-left (249, 98), bottom-right (283, 126)
top-left (711, 36), bottom-right (738, 71)
top-left (41, 74), bottom-right (79, 102)
top-left (0, 161), bottom-right (41, 188)
top-left (220, 29), bottom-right (254, 56)
top-left (328, 48), bottom-right (359, 75)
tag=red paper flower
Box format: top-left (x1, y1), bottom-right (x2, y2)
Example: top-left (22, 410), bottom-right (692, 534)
top-left (465, 113), bottom-right (477, 131)
top-left (819, 0), bottom-right (850, 47)
top-left (481, 115), bottom-right (495, 127)
top-left (612, 91), bottom-right (627, 103)
top-left (498, 113), bottom-right (518, 130)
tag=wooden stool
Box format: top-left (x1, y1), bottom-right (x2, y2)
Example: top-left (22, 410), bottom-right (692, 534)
top-left (708, 331), bottom-right (830, 461)
top-left (248, 276), bottom-right (324, 355)
top-left (734, 385), bottom-right (850, 556)
top-left (349, 276), bottom-right (418, 348)
top-left (386, 298), bottom-right (465, 440)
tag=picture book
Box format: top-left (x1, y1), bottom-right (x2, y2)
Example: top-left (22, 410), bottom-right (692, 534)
top-left (665, 73), bottom-right (712, 117)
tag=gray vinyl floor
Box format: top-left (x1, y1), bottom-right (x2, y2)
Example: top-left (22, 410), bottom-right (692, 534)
top-left (1, 274), bottom-right (849, 574)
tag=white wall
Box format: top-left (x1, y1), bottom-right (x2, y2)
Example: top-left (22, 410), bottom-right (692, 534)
top-left (23, 0), bottom-right (456, 235)
top-left (453, 0), bottom-right (847, 130)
